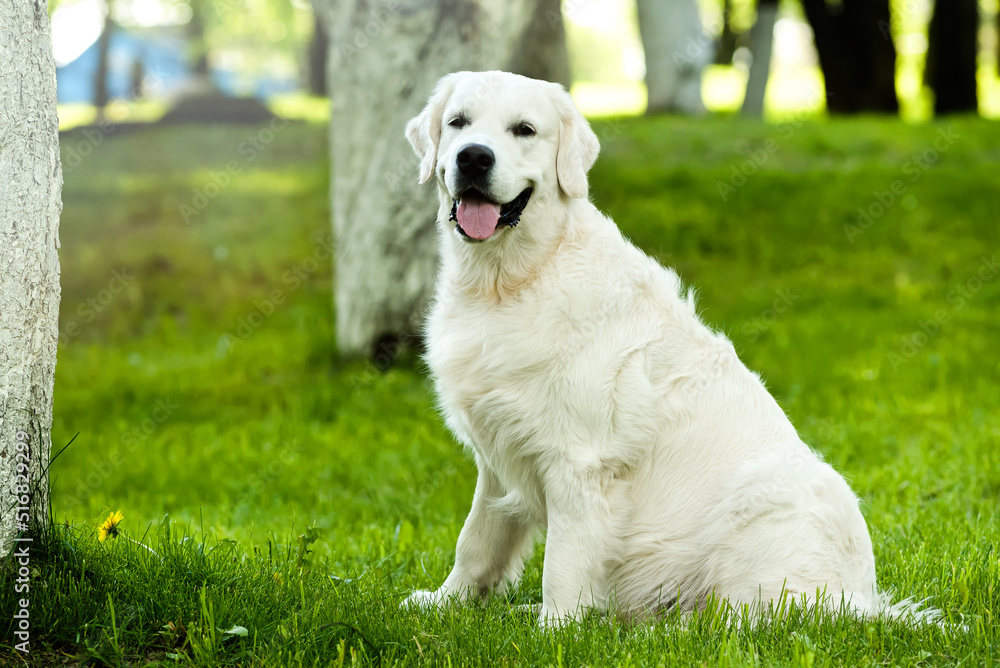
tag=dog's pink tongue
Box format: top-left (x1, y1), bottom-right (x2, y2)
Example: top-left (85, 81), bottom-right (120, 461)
top-left (456, 197), bottom-right (501, 240)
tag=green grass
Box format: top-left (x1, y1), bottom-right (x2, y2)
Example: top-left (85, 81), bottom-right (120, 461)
top-left (2, 115), bottom-right (999, 665)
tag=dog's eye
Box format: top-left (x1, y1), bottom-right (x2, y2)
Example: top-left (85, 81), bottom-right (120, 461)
top-left (511, 122), bottom-right (535, 137)
top-left (448, 115), bottom-right (469, 129)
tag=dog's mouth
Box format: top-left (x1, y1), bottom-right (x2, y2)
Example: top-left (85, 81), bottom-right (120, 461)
top-left (449, 187), bottom-right (533, 242)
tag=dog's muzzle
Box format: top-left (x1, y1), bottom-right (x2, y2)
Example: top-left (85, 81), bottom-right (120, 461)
top-left (450, 187), bottom-right (533, 242)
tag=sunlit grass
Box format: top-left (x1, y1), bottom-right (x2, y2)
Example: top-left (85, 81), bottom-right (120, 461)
top-left (267, 92), bottom-right (331, 124)
top-left (702, 65), bottom-right (747, 114)
top-left (571, 80), bottom-right (647, 117)
top-left (58, 99), bottom-right (169, 130)
top-left (57, 102), bottom-right (98, 130)
top-left (978, 62), bottom-right (1000, 119)
top-left (58, 60), bottom-right (998, 134)
top-left (572, 66), bottom-right (826, 120)
top-left (8, 109), bottom-right (999, 667)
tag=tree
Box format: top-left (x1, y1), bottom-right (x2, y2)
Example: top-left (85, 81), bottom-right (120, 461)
top-left (307, 10), bottom-right (328, 96)
top-left (188, 0), bottom-right (211, 78)
top-left (312, 0), bottom-right (569, 357)
top-left (741, 0), bottom-right (779, 117)
top-left (926, 0), bottom-right (979, 115)
top-left (715, 0), bottom-right (739, 65)
top-left (800, 0), bottom-right (899, 113)
top-left (94, 6), bottom-right (114, 121)
top-left (635, 0), bottom-right (709, 115)
top-left (0, 0), bottom-right (63, 554)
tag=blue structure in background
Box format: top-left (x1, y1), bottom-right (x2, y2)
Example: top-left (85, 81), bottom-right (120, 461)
top-left (57, 26), bottom-right (298, 104)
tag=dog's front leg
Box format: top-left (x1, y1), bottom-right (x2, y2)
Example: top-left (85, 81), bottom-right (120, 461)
top-left (539, 465), bottom-right (618, 626)
top-left (404, 460), bottom-right (533, 609)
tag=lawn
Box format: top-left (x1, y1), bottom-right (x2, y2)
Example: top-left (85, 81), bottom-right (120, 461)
top-left (2, 113), bottom-right (999, 666)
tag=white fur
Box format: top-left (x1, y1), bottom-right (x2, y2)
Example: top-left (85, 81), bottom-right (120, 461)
top-left (403, 71), bottom-right (934, 627)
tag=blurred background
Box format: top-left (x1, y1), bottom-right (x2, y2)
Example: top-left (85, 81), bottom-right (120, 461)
top-left (49, 0), bottom-right (999, 561)
top-left (51, 0), bottom-right (1000, 126)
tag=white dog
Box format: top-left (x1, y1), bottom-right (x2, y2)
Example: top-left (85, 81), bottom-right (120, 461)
top-left (403, 71), bottom-right (928, 626)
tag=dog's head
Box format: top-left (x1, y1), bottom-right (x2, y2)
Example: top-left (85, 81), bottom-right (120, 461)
top-left (406, 71), bottom-right (599, 243)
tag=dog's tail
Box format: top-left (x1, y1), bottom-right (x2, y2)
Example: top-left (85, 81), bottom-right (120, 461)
top-left (871, 592), bottom-right (943, 625)
top-left (846, 589), bottom-right (957, 629)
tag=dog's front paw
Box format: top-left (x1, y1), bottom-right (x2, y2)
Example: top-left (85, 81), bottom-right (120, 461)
top-left (537, 605), bottom-right (580, 629)
top-left (402, 589), bottom-right (443, 610)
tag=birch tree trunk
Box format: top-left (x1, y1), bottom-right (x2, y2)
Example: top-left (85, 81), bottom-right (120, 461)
top-left (313, 0), bottom-right (568, 357)
top-left (741, 0), bottom-right (778, 117)
top-left (636, 0), bottom-right (709, 115)
top-left (0, 0), bottom-right (63, 554)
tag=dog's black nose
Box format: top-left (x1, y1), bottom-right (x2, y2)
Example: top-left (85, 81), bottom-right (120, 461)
top-left (456, 144), bottom-right (495, 178)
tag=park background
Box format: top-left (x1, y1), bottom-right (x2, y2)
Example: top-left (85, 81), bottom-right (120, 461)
top-left (3, 0), bottom-right (1000, 665)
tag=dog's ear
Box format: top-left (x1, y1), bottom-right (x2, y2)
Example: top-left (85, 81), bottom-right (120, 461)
top-left (406, 74), bottom-right (459, 184)
top-left (555, 89), bottom-right (600, 199)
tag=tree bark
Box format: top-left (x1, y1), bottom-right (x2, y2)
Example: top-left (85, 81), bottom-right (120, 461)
top-left (715, 0), bottom-right (738, 65)
top-left (189, 0), bottom-right (210, 77)
top-left (742, 0), bottom-right (779, 117)
top-left (308, 10), bottom-right (328, 96)
top-left (506, 0), bottom-right (571, 89)
top-left (94, 12), bottom-right (113, 119)
top-left (0, 0), bottom-right (63, 554)
top-left (636, 0), bottom-right (708, 115)
top-left (800, 0), bottom-right (899, 113)
top-left (314, 0), bottom-right (569, 358)
top-left (926, 0), bottom-right (979, 115)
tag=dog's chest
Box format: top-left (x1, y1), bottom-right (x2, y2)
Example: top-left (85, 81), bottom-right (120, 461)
top-left (427, 297), bottom-right (562, 453)
top-left (425, 284), bottom-right (637, 483)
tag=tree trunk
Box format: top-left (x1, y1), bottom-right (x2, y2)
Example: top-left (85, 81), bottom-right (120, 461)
top-left (189, 0), bottom-right (210, 78)
top-left (715, 0), bottom-right (738, 65)
top-left (741, 0), bottom-right (779, 117)
top-left (313, 0), bottom-right (569, 358)
top-left (800, 0), bottom-right (899, 113)
top-left (506, 0), bottom-right (571, 89)
top-left (926, 0), bottom-right (979, 115)
top-left (307, 10), bottom-right (328, 96)
top-left (94, 12), bottom-right (113, 119)
top-left (636, 0), bottom-right (708, 115)
top-left (0, 0), bottom-right (63, 554)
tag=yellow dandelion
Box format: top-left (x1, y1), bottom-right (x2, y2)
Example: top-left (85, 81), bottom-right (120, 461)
top-left (99, 510), bottom-right (124, 542)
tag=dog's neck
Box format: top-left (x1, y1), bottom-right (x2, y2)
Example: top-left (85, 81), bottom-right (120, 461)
top-left (436, 189), bottom-right (575, 303)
